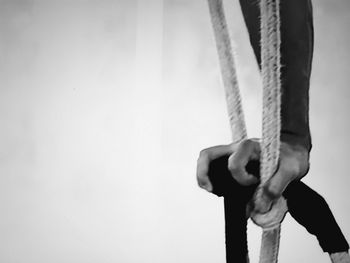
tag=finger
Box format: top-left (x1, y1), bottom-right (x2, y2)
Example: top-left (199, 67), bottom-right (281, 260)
top-left (233, 139), bottom-right (260, 164)
top-left (228, 154), bottom-right (258, 186)
top-left (196, 154), bottom-right (213, 192)
top-left (228, 140), bottom-right (259, 186)
top-left (254, 162), bottom-right (295, 213)
top-left (196, 144), bottom-right (238, 192)
top-left (200, 143), bottom-right (239, 160)
top-left (264, 163), bottom-right (296, 200)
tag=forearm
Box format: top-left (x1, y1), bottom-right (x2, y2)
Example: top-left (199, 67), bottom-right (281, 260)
top-left (239, 0), bottom-right (313, 151)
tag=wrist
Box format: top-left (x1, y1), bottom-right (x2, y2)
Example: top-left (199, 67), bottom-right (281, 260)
top-left (281, 132), bottom-right (312, 153)
top-left (280, 141), bottom-right (310, 179)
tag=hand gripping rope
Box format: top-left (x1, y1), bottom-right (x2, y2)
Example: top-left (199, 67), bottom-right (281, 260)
top-left (207, 0), bottom-right (287, 262)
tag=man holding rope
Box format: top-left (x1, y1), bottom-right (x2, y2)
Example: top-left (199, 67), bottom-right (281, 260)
top-left (197, 0), bottom-right (349, 262)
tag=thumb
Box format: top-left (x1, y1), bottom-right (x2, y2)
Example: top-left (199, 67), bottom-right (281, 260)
top-left (254, 165), bottom-right (294, 213)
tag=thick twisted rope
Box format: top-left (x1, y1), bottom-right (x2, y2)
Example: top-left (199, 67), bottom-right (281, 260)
top-left (244, 0), bottom-right (288, 231)
top-left (206, 0), bottom-right (247, 144)
top-left (253, 1), bottom-right (288, 262)
top-left (254, 0), bottom-right (281, 209)
top-left (207, 0), bottom-right (286, 262)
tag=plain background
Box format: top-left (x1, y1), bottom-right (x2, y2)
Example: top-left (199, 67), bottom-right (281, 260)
top-left (0, 0), bottom-right (349, 262)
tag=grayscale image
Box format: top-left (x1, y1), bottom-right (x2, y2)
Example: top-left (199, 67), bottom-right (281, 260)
top-left (0, 1), bottom-right (349, 263)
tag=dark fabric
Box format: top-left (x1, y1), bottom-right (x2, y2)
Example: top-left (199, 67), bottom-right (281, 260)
top-left (209, 1), bottom-right (348, 261)
top-left (209, 156), bottom-right (257, 263)
top-left (219, 1), bottom-right (315, 260)
top-left (239, 0), bottom-right (313, 152)
top-left (284, 181), bottom-right (349, 253)
top-left (209, 156), bottom-right (349, 262)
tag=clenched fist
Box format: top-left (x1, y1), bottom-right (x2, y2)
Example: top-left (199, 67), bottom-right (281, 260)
top-left (196, 138), bottom-right (309, 213)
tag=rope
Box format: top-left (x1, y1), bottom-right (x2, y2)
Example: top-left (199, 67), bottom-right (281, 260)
top-left (207, 0), bottom-right (287, 262)
top-left (206, 0), bottom-right (247, 144)
top-left (254, 0), bottom-right (282, 210)
top-left (253, 1), bottom-right (288, 262)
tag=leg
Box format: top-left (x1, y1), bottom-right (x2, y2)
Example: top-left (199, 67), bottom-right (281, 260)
top-left (283, 181), bottom-right (349, 253)
top-left (209, 157), bottom-right (349, 257)
top-left (209, 156), bottom-right (257, 263)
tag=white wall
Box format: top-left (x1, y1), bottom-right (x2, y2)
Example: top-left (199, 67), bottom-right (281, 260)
top-left (0, 0), bottom-right (349, 262)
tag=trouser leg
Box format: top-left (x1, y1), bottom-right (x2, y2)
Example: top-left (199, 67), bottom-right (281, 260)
top-left (284, 181), bottom-right (349, 253)
top-left (209, 156), bottom-right (256, 263)
top-left (209, 155), bottom-right (349, 257)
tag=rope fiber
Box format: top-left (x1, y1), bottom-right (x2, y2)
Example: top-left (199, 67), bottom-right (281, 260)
top-left (207, 0), bottom-right (287, 262)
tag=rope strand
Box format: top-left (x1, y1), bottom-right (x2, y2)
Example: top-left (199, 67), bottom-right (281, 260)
top-left (207, 0), bottom-right (247, 143)
top-left (207, 0), bottom-right (286, 262)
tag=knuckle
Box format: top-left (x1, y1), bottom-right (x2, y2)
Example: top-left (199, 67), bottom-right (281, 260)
top-left (199, 149), bottom-right (209, 160)
top-left (230, 141), bottom-right (240, 152)
top-left (197, 177), bottom-right (207, 188)
top-left (241, 139), bottom-right (253, 149)
top-left (197, 151), bottom-right (210, 168)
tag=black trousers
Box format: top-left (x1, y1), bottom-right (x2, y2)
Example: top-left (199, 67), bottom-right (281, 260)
top-left (209, 156), bottom-right (349, 263)
top-left (209, 0), bottom-right (348, 261)
top-left (239, 0), bottom-right (313, 151)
